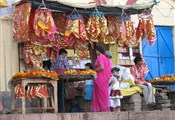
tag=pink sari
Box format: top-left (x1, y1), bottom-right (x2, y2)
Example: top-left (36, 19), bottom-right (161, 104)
top-left (92, 54), bottom-right (111, 112)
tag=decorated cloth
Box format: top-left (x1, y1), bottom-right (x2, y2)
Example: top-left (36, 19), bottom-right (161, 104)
top-left (103, 16), bottom-right (118, 44)
top-left (92, 54), bottom-right (111, 112)
top-left (28, 32), bottom-right (54, 46)
top-left (34, 8), bottom-right (56, 40)
top-left (136, 17), bottom-right (156, 46)
top-left (23, 42), bottom-right (51, 69)
top-left (99, 16), bottom-right (109, 39)
top-left (52, 12), bottom-right (67, 35)
top-left (65, 15), bottom-right (87, 44)
top-left (71, 18), bottom-right (87, 40)
top-left (86, 15), bottom-right (101, 42)
top-left (0, 0), bottom-right (8, 8)
top-left (116, 17), bottom-right (139, 47)
top-left (147, 18), bottom-right (156, 45)
top-left (117, 22), bottom-right (127, 47)
top-left (76, 50), bottom-right (90, 59)
top-left (13, 2), bottom-right (31, 41)
top-left (53, 34), bottom-right (69, 51)
top-left (74, 40), bottom-right (88, 51)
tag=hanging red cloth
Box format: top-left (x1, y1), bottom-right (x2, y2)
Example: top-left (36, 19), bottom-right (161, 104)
top-left (13, 2), bottom-right (31, 42)
top-left (33, 8), bottom-right (56, 40)
top-left (52, 12), bottom-right (67, 35)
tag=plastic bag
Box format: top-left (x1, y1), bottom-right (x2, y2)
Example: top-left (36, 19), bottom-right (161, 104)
top-left (121, 68), bottom-right (135, 86)
top-left (120, 82), bottom-right (130, 89)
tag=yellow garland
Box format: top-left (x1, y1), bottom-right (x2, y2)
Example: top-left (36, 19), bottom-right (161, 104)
top-left (13, 70), bottom-right (58, 80)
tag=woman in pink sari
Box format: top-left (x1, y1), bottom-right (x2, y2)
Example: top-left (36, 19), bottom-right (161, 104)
top-left (92, 46), bottom-right (111, 112)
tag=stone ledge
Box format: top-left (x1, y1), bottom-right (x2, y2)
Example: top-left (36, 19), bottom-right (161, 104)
top-left (0, 111), bottom-right (175, 120)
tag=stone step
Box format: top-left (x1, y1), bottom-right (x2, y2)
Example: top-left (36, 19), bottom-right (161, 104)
top-left (157, 100), bottom-right (171, 104)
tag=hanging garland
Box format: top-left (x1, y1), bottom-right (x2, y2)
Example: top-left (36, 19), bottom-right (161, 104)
top-left (136, 10), bottom-right (156, 46)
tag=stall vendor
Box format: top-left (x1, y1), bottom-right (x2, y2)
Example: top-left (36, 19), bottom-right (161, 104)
top-left (51, 48), bottom-right (70, 75)
top-left (130, 56), bottom-right (155, 106)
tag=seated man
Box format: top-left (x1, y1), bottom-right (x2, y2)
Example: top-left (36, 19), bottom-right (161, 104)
top-left (130, 56), bottom-right (155, 106)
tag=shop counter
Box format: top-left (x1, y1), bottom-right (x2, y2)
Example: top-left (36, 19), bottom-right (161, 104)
top-left (58, 74), bottom-right (94, 112)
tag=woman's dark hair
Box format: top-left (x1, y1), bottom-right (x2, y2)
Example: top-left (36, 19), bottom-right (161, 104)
top-left (111, 67), bottom-right (120, 72)
top-left (59, 48), bottom-right (67, 55)
top-left (96, 45), bottom-right (105, 54)
top-left (85, 63), bottom-right (94, 70)
top-left (134, 56), bottom-right (142, 64)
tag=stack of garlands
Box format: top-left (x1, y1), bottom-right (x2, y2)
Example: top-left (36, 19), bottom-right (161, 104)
top-left (81, 69), bottom-right (97, 75)
top-left (13, 70), bottom-right (58, 80)
top-left (64, 69), bottom-right (97, 75)
top-left (150, 74), bottom-right (175, 82)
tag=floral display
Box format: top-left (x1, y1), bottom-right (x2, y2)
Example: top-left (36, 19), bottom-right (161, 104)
top-left (150, 74), bottom-right (175, 82)
top-left (12, 70), bottom-right (58, 80)
top-left (64, 69), bottom-right (96, 75)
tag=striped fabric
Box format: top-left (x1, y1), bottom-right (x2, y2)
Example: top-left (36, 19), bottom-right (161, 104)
top-left (141, 55), bottom-right (149, 77)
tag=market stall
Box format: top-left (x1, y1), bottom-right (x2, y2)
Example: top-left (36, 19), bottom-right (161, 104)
top-left (11, 70), bottom-right (58, 113)
top-left (11, 0), bottom-right (158, 113)
top-left (146, 75), bottom-right (175, 111)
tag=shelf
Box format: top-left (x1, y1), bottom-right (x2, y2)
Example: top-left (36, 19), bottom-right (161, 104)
top-left (118, 64), bottom-right (134, 67)
top-left (118, 52), bottom-right (129, 54)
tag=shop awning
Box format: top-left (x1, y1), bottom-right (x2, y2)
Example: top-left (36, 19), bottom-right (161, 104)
top-left (15, 0), bottom-right (158, 15)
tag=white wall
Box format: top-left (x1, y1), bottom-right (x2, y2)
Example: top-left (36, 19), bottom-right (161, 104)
top-left (132, 0), bottom-right (175, 26)
top-left (0, 16), bottom-right (18, 91)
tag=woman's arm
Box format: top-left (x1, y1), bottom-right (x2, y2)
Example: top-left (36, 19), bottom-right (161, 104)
top-left (95, 63), bottom-right (104, 72)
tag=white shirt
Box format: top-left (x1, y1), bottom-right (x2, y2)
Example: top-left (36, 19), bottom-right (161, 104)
top-left (109, 76), bottom-right (120, 90)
